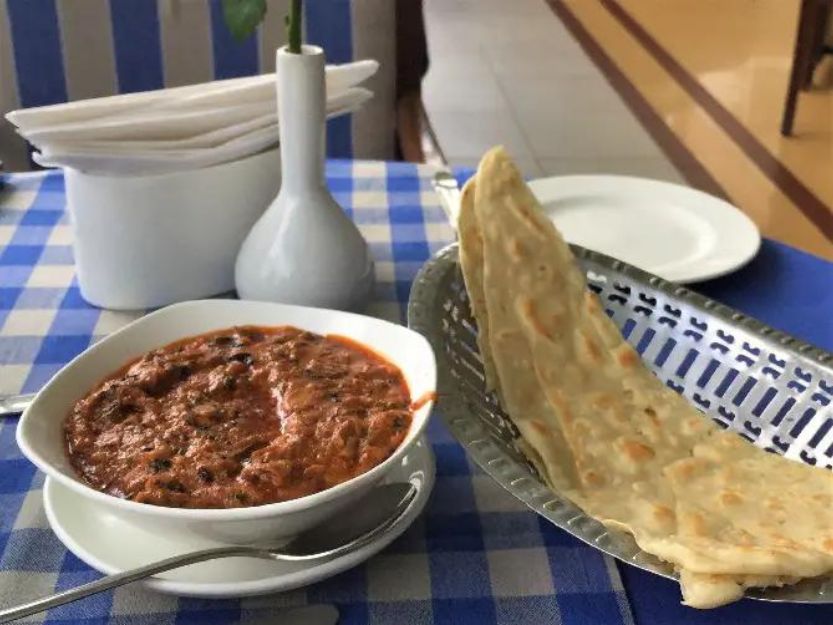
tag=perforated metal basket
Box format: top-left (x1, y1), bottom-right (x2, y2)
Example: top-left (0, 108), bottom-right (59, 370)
top-left (407, 243), bottom-right (833, 604)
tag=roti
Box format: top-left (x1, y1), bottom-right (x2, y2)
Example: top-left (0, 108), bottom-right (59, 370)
top-left (457, 146), bottom-right (833, 608)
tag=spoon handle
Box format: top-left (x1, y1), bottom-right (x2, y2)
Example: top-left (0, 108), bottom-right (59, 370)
top-left (0, 393), bottom-right (35, 417)
top-left (432, 171), bottom-right (461, 230)
top-left (0, 545), bottom-right (271, 623)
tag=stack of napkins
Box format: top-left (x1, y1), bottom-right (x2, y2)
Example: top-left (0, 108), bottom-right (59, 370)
top-left (5, 60), bottom-right (378, 176)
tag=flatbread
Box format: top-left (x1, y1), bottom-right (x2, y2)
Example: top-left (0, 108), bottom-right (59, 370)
top-left (457, 177), bottom-right (499, 392)
top-left (458, 146), bottom-right (833, 608)
top-left (664, 435), bottom-right (833, 576)
top-left (459, 170), bottom-right (578, 492)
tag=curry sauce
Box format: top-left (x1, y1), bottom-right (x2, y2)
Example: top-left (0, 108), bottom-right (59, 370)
top-left (64, 326), bottom-right (413, 508)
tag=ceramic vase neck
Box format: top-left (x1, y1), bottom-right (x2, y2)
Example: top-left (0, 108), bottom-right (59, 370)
top-left (276, 45), bottom-right (326, 194)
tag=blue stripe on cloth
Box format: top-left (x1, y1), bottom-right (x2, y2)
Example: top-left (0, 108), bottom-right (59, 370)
top-left (545, 545), bottom-right (619, 594)
top-left (428, 476), bottom-right (478, 517)
top-left (0, 527), bottom-right (63, 570)
top-left (6, 0), bottom-right (67, 107)
top-left (21, 363), bottom-right (64, 393)
top-left (0, 419), bottom-right (20, 458)
top-left (425, 409), bottom-right (457, 444)
top-left (0, 458), bottom-right (35, 494)
top-left (386, 164), bottom-right (429, 316)
top-left (208, 0), bottom-right (258, 79)
top-left (430, 551), bottom-right (493, 599)
top-left (330, 171), bottom-right (353, 218)
top-left (432, 442), bottom-right (470, 477)
top-left (621, 564), bottom-right (833, 625)
top-left (19, 210), bottom-right (62, 226)
top-left (0, 245), bottom-right (42, 265)
top-left (176, 597), bottom-right (240, 625)
top-left (48, 554), bottom-right (113, 622)
top-left (432, 598), bottom-right (496, 625)
top-left (48, 309), bottom-right (101, 336)
top-left (308, 565), bottom-right (367, 605)
top-left (33, 335), bottom-right (93, 365)
top-left (556, 591), bottom-right (627, 625)
top-left (306, 0), bottom-right (353, 157)
top-left (479, 512), bottom-right (547, 551)
top-left (109, 0), bottom-right (164, 93)
top-left (326, 602), bottom-right (368, 625)
top-left (426, 513), bottom-right (484, 552)
top-left (60, 286), bottom-right (97, 310)
top-left (34, 170), bottom-right (66, 201)
top-left (537, 516), bottom-right (591, 548)
top-left (59, 551), bottom-right (98, 573)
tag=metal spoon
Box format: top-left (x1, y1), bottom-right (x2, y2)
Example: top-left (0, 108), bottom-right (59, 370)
top-left (0, 481), bottom-right (417, 623)
top-left (0, 393), bottom-right (34, 417)
top-left (432, 170), bottom-right (462, 229)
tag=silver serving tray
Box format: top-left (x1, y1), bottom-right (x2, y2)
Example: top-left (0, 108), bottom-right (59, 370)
top-left (407, 243), bottom-right (833, 604)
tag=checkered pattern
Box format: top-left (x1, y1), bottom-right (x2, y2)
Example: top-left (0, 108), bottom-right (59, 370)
top-left (2, 164), bottom-right (827, 625)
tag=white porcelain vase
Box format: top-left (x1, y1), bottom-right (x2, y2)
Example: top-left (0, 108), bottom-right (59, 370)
top-left (235, 45), bottom-right (373, 310)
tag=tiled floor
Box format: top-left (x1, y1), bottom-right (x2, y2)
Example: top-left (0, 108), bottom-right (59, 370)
top-left (422, 0), bottom-right (833, 260)
top-left (422, 0), bottom-right (684, 183)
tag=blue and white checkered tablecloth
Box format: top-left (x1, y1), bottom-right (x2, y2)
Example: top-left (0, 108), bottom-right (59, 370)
top-left (1, 162), bottom-right (832, 625)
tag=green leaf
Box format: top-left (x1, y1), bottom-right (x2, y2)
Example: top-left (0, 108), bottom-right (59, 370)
top-left (222, 0), bottom-right (267, 42)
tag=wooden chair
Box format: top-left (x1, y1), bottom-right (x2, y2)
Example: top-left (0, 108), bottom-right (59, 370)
top-left (781, 0), bottom-right (833, 136)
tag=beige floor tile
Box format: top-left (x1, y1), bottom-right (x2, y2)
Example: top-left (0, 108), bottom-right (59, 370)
top-left (428, 109), bottom-right (533, 159)
top-left (516, 106), bottom-right (663, 158)
top-left (424, 64), bottom-right (509, 113)
top-left (423, 11), bottom-right (491, 56)
top-left (423, 0), bottom-right (667, 177)
top-left (496, 73), bottom-right (629, 115)
top-left (486, 41), bottom-right (599, 79)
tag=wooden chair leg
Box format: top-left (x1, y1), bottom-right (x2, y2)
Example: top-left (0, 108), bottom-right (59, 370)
top-left (782, 0), bottom-right (819, 136)
top-left (803, 0), bottom-right (833, 88)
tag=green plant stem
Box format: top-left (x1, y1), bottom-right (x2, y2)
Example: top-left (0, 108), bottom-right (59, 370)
top-left (287, 0), bottom-right (302, 53)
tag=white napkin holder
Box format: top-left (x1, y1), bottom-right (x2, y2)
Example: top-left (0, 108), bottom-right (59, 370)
top-left (66, 148), bottom-right (280, 310)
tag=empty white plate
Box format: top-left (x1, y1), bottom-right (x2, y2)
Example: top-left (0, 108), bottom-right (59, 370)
top-left (527, 175), bottom-right (761, 283)
top-left (43, 437), bottom-right (434, 598)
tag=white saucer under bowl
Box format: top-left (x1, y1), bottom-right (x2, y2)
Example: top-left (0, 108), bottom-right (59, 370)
top-left (43, 437), bottom-right (435, 598)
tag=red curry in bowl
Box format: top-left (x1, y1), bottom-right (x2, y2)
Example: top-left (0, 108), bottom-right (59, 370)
top-left (64, 326), bottom-right (414, 509)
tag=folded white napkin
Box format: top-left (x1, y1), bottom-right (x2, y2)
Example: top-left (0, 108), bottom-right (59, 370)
top-left (33, 88), bottom-right (372, 176)
top-left (25, 101), bottom-right (275, 144)
top-left (7, 60), bottom-right (378, 131)
top-left (7, 60), bottom-right (378, 176)
top-left (43, 113), bottom-right (277, 153)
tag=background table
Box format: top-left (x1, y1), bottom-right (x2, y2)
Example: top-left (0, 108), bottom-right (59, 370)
top-left (1, 162), bottom-right (832, 625)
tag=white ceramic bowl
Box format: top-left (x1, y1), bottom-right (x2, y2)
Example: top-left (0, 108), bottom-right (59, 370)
top-left (17, 300), bottom-right (436, 545)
